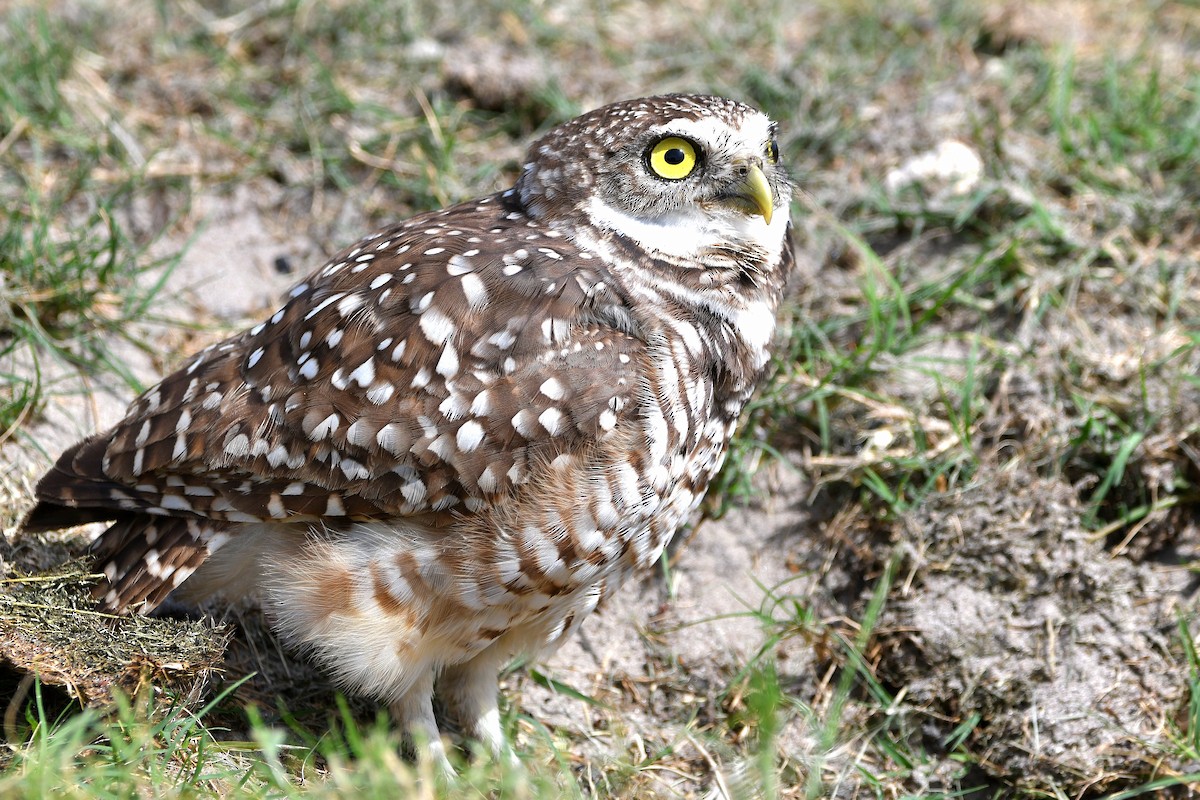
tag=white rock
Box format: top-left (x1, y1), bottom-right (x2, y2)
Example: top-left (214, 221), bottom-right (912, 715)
top-left (885, 140), bottom-right (984, 197)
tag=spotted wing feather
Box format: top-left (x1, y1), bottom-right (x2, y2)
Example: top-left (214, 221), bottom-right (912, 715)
top-left (28, 192), bottom-right (643, 611)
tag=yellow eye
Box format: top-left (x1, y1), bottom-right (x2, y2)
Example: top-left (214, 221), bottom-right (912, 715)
top-left (647, 136), bottom-right (699, 180)
top-left (766, 138), bottom-right (780, 163)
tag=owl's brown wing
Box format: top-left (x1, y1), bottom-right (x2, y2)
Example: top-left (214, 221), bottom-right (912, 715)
top-left (25, 192), bottom-right (646, 609)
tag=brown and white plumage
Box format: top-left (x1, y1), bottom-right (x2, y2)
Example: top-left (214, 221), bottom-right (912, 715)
top-left (23, 94), bottom-right (793, 766)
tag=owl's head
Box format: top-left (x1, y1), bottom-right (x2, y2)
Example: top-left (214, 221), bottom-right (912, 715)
top-left (515, 94), bottom-right (791, 263)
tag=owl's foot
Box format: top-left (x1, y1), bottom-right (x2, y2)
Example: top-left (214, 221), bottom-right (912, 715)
top-left (390, 670), bottom-right (456, 778)
top-left (437, 653), bottom-right (520, 768)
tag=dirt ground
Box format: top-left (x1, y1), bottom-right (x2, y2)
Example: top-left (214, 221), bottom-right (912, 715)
top-left (2, 1), bottom-right (1200, 797)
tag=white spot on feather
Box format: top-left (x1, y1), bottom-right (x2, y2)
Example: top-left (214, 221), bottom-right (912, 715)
top-left (345, 421), bottom-right (371, 447)
top-left (349, 358), bottom-right (376, 387)
top-left (487, 329), bottom-right (516, 350)
top-left (539, 377), bottom-right (565, 400)
top-left (401, 479), bottom-right (427, 505)
top-left (366, 382), bottom-right (395, 405)
top-left (310, 414), bottom-right (340, 441)
top-left (456, 420), bottom-right (484, 452)
top-left (267, 445), bottom-right (290, 467)
top-left (304, 292), bottom-right (345, 321)
top-left (512, 409), bottom-right (537, 437)
top-left (447, 254), bottom-right (473, 275)
top-left (436, 345), bottom-right (459, 377)
top-left (460, 273), bottom-right (488, 309)
top-left (478, 465), bottom-right (499, 493)
top-left (376, 423), bottom-right (406, 455)
top-left (429, 433), bottom-right (454, 460)
top-left (419, 308), bottom-right (456, 345)
top-left (224, 433), bottom-right (250, 457)
top-left (470, 390), bottom-right (493, 416)
top-left (538, 407), bottom-right (564, 436)
top-left (439, 393), bottom-right (469, 419)
top-left (159, 494), bottom-right (194, 512)
top-left (341, 458), bottom-right (369, 480)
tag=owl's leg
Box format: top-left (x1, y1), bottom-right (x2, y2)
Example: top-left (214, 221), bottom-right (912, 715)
top-left (437, 650), bottom-right (518, 765)
top-left (389, 669), bottom-right (455, 777)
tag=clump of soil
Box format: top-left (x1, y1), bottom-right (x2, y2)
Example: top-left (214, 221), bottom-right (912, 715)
top-left (0, 531), bottom-right (228, 711)
top-left (877, 464), bottom-right (1187, 793)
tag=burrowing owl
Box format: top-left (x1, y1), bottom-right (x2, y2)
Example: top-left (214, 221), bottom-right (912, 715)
top-left (23, 94), bottom-right (793, 766)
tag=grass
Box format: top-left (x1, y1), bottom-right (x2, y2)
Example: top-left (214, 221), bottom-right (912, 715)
top-left (0, 8), bottom-right (183, 448)
top-left (2, 0), bottom-right (1200, 797)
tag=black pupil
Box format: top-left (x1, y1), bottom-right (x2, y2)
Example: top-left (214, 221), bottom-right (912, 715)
top-left (664, 148), bottom-right (686, 165)
top-left (769, 140), bottom-right (779, 161)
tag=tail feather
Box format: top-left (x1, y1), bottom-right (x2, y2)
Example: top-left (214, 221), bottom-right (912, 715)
top-left (23, 435), bottom-right (133, 532)
top-left (24, 434), bottom-right (225, 615)
top-left (89, 515), bottom-right (221, 614)
top-left (21, 502), bottom-right (129, 533)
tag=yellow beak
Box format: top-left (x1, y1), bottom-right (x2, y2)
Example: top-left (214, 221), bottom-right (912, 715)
top-left (733, 164), bottom-right (775, 225)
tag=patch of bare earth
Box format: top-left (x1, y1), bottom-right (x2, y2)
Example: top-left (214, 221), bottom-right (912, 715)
top-left (880, 466), bottom-right (1188, 792)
